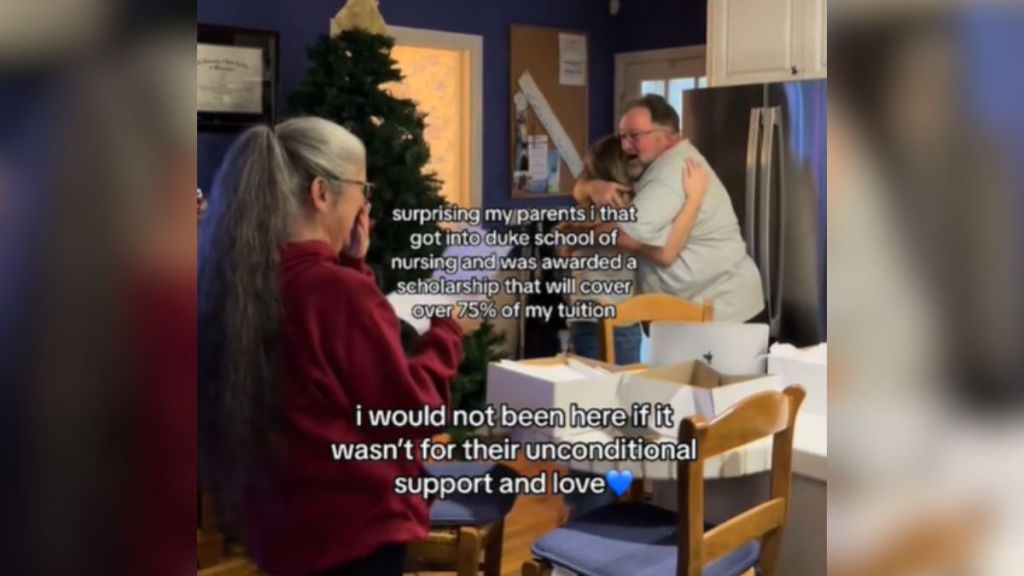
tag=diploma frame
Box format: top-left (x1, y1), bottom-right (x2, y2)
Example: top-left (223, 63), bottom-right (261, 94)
top-left (197, 24), bottom-right (279, 131)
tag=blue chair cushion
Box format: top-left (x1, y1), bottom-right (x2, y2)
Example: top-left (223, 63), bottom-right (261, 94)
top-left (424, 462), bottom-right (520, 526)
top-left (531, 502), bottom-right (761, 576)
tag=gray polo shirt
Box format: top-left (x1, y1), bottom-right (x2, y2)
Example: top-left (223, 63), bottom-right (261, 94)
top-left (620, 140), bottom-right (765, 322)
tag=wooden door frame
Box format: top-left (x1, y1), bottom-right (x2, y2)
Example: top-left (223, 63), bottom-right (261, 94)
top-left (388, 25), bottom-right (484, 208)
top-left (613, 45), bottom-right (706, 124)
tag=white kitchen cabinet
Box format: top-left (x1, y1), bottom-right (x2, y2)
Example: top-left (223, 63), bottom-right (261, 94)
top-left (708, 0), bottom-right (826, 87)
top-left (804, 0), bottom-right (827, 79)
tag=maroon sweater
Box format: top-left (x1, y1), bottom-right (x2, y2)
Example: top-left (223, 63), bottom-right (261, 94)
top-left (247, 241), bottom-right (463, 576)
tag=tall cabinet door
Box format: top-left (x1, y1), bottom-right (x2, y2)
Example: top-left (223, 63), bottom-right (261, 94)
top-left (801, 0), bottom-right (827, 79)
top-left (708, 0), bottom-right (801, 87)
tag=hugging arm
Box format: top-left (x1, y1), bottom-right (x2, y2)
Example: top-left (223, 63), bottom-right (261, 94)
top-left (614, 159), bottom-right (710, 267)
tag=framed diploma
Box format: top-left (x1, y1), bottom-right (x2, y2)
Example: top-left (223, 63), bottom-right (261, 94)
top-left (198, 25), bottom-right (278, 131)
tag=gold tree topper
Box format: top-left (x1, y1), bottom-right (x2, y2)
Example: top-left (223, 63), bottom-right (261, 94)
top-left (330, 0), bottom-right (388, 37)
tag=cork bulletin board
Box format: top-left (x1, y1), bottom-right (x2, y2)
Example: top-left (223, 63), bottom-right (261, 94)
top-left (510, 24), bottom-right (588, 199)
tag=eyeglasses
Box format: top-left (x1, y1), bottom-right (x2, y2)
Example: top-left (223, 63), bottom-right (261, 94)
top-left (338, 178), bottom-right (375, 202)
top-left (617, 128), bottom-right (668, 143)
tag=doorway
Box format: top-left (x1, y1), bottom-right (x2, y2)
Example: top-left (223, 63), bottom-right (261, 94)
top-left (615, 46), bottom-right (707, 129)
top-left (386, 26), bottom-right (483, 208)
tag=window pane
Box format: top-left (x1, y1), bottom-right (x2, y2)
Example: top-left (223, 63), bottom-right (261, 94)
top-left (698, 76), bottom-right (708, 88)
top-left (669, 77), bottom-right (697, 94)
top-left (386, 46), bottom-right (469, 206)
top-left (668, 77), bottom-right (700, 125)
top-left (640, 79), bottom-right (666, 97)
top-left (668, 77), bottom-right (696, 120)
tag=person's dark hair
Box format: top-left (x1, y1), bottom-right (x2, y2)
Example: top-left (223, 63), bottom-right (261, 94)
top-left (624, 94), bottom-right (680, 133)
top-left (584, 135), bottom-right (631, 187)
top-left (198, 117), bottom-right (365, 524)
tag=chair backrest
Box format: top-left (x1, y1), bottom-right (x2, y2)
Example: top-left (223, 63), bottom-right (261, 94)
top-left (675, 386), bottom-right (805, 576)
top-left (602, 294), bottom-right (713, 364)
top-left (198, 490), bottom-right (225, 569)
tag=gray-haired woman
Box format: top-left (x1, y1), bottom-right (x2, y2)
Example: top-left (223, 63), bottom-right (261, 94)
top-left (199, 117), bottom-right (470, 576)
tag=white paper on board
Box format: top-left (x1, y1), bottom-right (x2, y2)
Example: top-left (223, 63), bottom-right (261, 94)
top-left (514, 91), bottom-right (528, 112)
top-left (558, 33), bottom-right (587, 86)
top-left (528, 135), bottom-right (549, 183)
top-left (546, 150), bottom-right (561, 193)
top-left (517, 71), bottom-right (585, 178)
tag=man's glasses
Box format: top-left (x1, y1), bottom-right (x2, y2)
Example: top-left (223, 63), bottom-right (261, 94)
top-left (617, 128), bottom-right (668, 143)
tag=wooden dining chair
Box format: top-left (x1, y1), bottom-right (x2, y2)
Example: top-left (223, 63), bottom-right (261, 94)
top-left (198, 491), bottom-right (225, 569)
top-left (197, 557), bottom-right (263, 576)
top-left (602, 294), bottom-right (714, 365)
top-left (600, 293), bottom-right (713, 502)
top-left (405, 462), bottom-right (520, 576)
top-left (522, 385), bottom-right (805, 576)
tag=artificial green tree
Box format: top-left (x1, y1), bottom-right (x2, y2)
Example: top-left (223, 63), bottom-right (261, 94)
top-left (288, 29), bottom-right (444, 293)
top-left (447, 320), bottom-right (506, 445)
top-left (287, 28), bottom-right (505, 432)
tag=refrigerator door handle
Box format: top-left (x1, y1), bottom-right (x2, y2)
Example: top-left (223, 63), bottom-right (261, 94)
top-left (770, 106), bottom-right (786, 337)
top-left (759, 107), bottom-right (776, 331)
top-left (745, 108), bottom-right (762, 259)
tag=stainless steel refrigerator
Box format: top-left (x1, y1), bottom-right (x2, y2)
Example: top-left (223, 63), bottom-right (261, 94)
top-left (682, 80), bottom-right (826, 346)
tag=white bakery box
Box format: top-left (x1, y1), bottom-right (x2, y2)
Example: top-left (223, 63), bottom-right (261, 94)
top-left (485, 354), bottom-right (785, 443)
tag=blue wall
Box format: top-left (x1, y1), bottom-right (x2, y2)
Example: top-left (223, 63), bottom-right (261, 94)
top-left (613, 0), bottom-right (706, 53)
top-left (198, 0), bottom-right (705, 208)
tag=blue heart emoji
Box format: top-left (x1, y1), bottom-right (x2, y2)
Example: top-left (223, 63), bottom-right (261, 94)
top-left (605, 469), bottom-right (633, 497)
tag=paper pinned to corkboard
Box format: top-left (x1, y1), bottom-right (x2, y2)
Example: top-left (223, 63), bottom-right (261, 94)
top-left (559, 33), bottom-right (587, 86)
top-left (510, 24), bottom-right (587, 199)
top-left (518, 71), bottom-right (584, 179)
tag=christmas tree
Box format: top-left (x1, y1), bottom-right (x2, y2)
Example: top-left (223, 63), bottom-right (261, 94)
top-left (288, 28), bottom-right (444, 293)
top-left (287, 2), bottom-right (505, 430)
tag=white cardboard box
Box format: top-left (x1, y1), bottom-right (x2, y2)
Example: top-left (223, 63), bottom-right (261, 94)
top-left (485, 355), bottom-right (643, 441)
top-left (486, 356), bottom-right (783, 441)
top-left (630, 361), bottom-right (784, 421)
top-left (767, 343), bottom-right (827, 416)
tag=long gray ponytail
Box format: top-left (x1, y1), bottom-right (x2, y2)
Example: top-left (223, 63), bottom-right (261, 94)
top-left (198, 117), bottom-right (366, 524)
top-left (198, 125), bottom-right (296, 516)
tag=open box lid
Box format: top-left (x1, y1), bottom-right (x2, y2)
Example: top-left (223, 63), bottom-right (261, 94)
top-left (637, 360), bottom-right (769, 389)
top-left (494, 354), bottom-right (647, 382)
top-left (618, 361), bottom-right (783, 436)
top-left (616, 372), bottom-right (697, 438)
